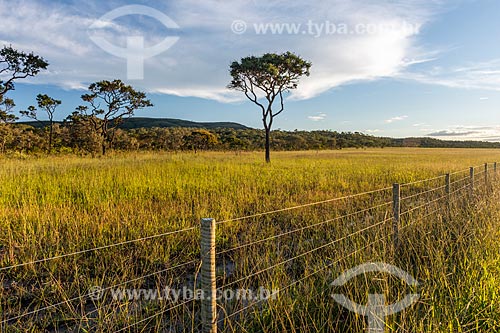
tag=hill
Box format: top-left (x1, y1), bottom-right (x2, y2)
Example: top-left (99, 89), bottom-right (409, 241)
top-left (17, 117), bottom-right (250, 130)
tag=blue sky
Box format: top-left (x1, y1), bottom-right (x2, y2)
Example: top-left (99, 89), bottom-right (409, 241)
top-left (1, 0), bottom-right (500, 140)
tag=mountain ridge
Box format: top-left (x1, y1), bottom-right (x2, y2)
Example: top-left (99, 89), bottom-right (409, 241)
top-left (17, 117), bottom-right (251, 130)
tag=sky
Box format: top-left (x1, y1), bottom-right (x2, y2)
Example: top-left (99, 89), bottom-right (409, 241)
top-left (1, 0), bottom-right (500, 140)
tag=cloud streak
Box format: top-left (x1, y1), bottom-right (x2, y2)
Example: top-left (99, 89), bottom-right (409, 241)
top-left (401, 59), bottom-right (500, 92)
top-left (427, 130), bottom-right (477, 137)
top-left (426, 126), bottom-right (500, 142)
top-left (385, 115), bottom-right (408, 123)
top-left (308, 113), bottom-right (327, 121)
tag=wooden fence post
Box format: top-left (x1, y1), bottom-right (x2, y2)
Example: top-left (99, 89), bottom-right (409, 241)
top-left (392, 183), bottom-right (400, 251)
top-left (445, 173), bottom-right (451, 212)
top-left (201, 218), bottom-right (217, 333)
top-left (485, 163), bottom-right (488, 190)
top-left (469, 167), bottom-right (474, 197)
top-left (494, 162), bottom-right (497, 173)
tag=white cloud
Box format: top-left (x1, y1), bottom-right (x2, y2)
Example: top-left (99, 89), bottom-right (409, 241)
top-left (479, 97), bottom-right (489, 100)
top-left (365, 129), bottom-right (381, 133)
top-left (426, 125), bottom-right (500, 142)
top-left (153, 88), bottom-right (241, 103)
top-left (308, 113), bottom-right (327, 121)
top-left (385, 115), bottom-right (408, 123)
top-left (0, 0), bottom-right (441, 102)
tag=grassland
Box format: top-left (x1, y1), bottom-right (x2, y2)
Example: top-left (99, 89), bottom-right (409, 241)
top-left (1, 148), bottom-right (499, 332)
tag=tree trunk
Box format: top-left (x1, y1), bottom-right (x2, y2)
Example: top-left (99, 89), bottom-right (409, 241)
top-left (265, 127), bottom-right (271, 163)
top-left (102, 122), bottom-right (108, 155)
top-left (48, 121), bottom-right (53, 153)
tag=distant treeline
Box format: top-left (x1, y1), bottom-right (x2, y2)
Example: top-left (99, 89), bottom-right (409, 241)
top-left (1, 123), bottom-right (499, 154)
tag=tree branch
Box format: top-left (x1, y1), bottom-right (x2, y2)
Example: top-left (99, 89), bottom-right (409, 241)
top-left (243, 79), bottom-right (266, 116)
top-left (272, 90), bottom-right (285, 118)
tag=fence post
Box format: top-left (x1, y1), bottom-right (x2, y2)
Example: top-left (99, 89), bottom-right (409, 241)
top-left (485, 163), bottom-right (488, 189)
top-left (445, 173), bottom-right (451, 211)
top-left (201, 218), bottom-right (217, 333)
top-left (494, 162), bottom-right (497, 173)
top-left (392, 183), bottom-right (400, 251)
top-left (469, 167), bottom-right (474, 197)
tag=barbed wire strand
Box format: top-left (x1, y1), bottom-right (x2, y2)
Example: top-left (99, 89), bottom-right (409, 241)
top-left (400, 207), bottom-right (442, 231)
top-left (400, 183), bottom-right (477, 231)
top-left (450, 183), bottom-right (472, 196)
top-left (473, 163), bottom-right (489, 169)
top-left (220, 218), bottom-right (390, 290)
top-left (1, 259), bottom-right (198, 325)
top-left (401, 185), bottom-right (446, 201)
top-left (0, 227), bottom-right (197, 272)
top-left (216, 187), bottom-right (392, 225)
top-left (450, 175), bottom-right (470, 186)
top-left (218, 201), bottom-right (392, 255)
top-left (449, 167), bottom-right (472, 176)
top-left (400, 174), bottom-right (446, 187)
top-left (221, 232), bottom-right (391, 323)
top-left (401, 183), bottom-right (477, 232)
top-left (475, 169), bottom-right (486, 176)
top-left (401, 193), bottom-right (449, 216)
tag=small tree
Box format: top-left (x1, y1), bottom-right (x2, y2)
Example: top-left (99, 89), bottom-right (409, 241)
top-left (228, 52), bottom-right (311, 162)
top-left (184, 129), bottom-right (219, 153)
top-left (64, 111), bottom-right (101, 154)
top-left (77, 80), bottom-right (153, 155)
top-left (0, 46), bottom-right (48, 122)
top-left (0, 96), bottom-right (16, 123)
top-left (20, 94), bottom-right (61, 152)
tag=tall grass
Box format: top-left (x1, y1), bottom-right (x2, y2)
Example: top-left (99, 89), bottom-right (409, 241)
top-left (0, 148), bottom-right (499, 332)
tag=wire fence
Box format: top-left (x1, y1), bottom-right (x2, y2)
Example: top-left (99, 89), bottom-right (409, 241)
top-left (0, 161), bottom-right (498, 332)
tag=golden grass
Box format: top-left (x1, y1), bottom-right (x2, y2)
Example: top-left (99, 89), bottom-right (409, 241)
top-left (0, 148), bottom-right (499, 332)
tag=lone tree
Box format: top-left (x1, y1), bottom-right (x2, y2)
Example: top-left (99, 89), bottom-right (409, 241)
top-left (229, 52), bottom-right (311, 162)
top-left (77, 79), bottom-right (153, 155)
top-left (0, 46), bottom-right (48, 122)
top-left (20, 94), bottom-right (61, 151)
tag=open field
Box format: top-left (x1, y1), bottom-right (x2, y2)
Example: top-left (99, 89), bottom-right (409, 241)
top-left (1, 148), bottom-right (500, 332)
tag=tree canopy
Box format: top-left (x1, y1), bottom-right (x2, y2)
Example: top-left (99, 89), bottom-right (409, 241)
top-left (20, 94), bottom-right (61, 151)
top-left (229, 52), bottom-right (311, 162)
top-left (0, 46), bottom-right (48, 123)
top-left (77, 80), bottom-right (153, 155)
top-left (0, 46), bottom-right (49, 97)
